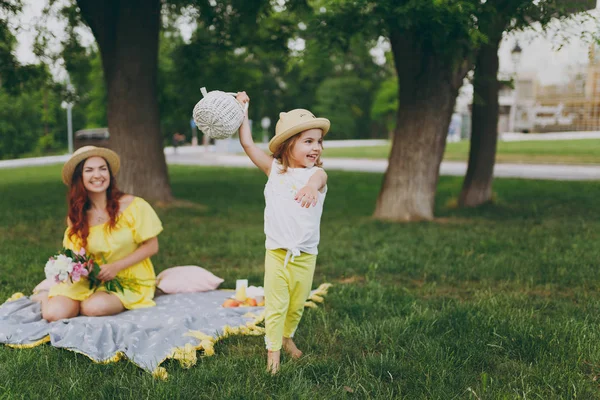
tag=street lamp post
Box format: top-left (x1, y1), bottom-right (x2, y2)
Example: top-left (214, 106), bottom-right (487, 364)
top-left (190, 118), bottom-right (198, 147)
top-left (509, 41), bottom-right (523, 133)
top-left (67, 103), bottom-right (73, 154)
top-left (511, 41), bottom-right (522, 69)
top-left (261, 117), bottom-right (271, 144)
top-left (61, 76), bottom-right (75, 154)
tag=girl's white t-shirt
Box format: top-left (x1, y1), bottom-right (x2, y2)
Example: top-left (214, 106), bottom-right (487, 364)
top-left (264, 159), bottom-right (327, 258)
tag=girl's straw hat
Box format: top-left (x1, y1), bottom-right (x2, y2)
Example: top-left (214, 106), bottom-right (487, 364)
top-left (269, 109), bottom-right (330, 153)
top-left (62, 146), bottom-right (120, 186)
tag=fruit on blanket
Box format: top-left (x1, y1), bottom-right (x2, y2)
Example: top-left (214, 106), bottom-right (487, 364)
top-left (222, 299), bottom-right (240, 307)
top-left (245, 298), bottom-right (257, 307)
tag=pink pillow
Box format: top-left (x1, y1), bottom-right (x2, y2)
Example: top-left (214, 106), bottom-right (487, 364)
top-left (33, 278), bottom-right (57, 293)
top-left (156, 266), bottom-right (224, 294)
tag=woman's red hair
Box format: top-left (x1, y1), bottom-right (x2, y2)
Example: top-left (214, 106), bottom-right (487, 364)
top-left (67, 158), bottom-right (123, 248)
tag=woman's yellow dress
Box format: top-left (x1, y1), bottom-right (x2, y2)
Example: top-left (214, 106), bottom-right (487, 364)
top-left (48, 197), bottom-right (163, 309)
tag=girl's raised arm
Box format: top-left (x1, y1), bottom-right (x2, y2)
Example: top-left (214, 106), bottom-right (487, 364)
top-left (237, 92), bottom-right (272, 176)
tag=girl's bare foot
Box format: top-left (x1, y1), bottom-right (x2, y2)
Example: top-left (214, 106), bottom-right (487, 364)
top-left (282, 337), bottom-right (303, 359)
top-left (267, 350), bottom-right (280, 374)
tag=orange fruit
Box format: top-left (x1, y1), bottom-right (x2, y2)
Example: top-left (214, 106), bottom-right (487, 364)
top-left (222, 299), bottom-right (240, 307)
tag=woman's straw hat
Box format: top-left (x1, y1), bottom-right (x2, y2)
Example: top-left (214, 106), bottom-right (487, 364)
top-left (62, 146), bottom-right (120, 186)
top-left (268, 109), bottom-right (330, 153)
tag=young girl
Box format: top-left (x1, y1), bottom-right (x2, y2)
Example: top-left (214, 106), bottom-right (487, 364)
top-left (236, 92), bottom-right (330, 374)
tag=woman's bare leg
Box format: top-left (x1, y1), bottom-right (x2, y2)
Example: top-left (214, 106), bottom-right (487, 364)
top-left (80, 292), bottom-right (125, 317)
top-left (42, 295), bottom-right (80, 322)
top-left (30, 290), bottom-right (48, 304)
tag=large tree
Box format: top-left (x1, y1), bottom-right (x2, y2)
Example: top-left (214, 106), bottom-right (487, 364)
top-left (316, 1), bottom-right (482, 220)
top-left (73, 0), bottom-right (171, 201)
top-left (61, 0), bottom-right (287, 201)
top-left (459, 0), bottom-right (596, 207)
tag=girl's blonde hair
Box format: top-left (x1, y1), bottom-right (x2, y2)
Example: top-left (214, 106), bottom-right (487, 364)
top-left (272, 131), bottom-right (323, 174)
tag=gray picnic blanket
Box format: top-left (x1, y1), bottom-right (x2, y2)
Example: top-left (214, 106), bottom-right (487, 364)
top-left (0, 284), bottom-right (330, 379)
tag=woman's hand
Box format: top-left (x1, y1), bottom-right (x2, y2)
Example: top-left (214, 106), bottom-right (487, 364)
top-left (97, 263), bottom-right (120, 281)
top-left (93, 237), bottom-right (159, 283)
top-left (295, 186), bottom-right (319, 208)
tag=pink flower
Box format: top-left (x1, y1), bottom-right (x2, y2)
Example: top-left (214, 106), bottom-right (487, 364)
top-left (71, 262), bottom-right (89, 282)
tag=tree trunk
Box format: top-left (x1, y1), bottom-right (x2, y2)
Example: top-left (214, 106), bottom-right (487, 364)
top-left (458, 37), bottom-right (502, 207)
top-left (77, 0), bottom-right (172, 202)
top-left (373, 32), bottom-right (471, 221)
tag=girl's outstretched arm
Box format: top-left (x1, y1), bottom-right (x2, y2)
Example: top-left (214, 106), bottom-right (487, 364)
top-left (295, 170), bottom-right (328, 208)
top-left (237, 92), bottom-right (272, 176)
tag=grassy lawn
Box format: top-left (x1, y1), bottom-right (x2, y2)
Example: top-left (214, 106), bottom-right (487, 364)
top-left (1, 165), bottom-right (600, 398)
top-left (323, 139), bottom-right (600, 165)
top-left (3, 147), bottom-right (69, 160)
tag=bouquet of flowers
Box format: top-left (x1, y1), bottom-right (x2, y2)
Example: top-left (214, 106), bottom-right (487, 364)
top-left (44, 248), bottom-right (135, 294)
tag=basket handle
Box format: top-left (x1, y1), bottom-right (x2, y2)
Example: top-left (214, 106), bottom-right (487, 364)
top-left (200, 87), bottom-right (249, 112)
top-left (225, 91), bottom-right (249, 112)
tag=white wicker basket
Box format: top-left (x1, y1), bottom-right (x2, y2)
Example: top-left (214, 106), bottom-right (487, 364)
top-left (192, 87), bottom-right (248, 140)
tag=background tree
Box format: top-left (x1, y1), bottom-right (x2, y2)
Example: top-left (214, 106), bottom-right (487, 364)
top-left (168, 2), bottom-right (391, 143)
top-left (370, 65), bottom-right (399, 139)
top-left (169, 3), bottom-right (293, 143)
top-left (83, 51), bottom-right (107, 128)
top-left (310, 34), bottom-right (390, 139)
top-left (315, 0), bottom-right (482, 220)
top-left (0, 0), bottom-right (21, 94)
top-left (157, 25), bottom-right (186, 144)
top-left (459, 0), bottom-right (597, 207)
top-left (71, 0), bottom-right (171, 201)
top-left (4, 0), bottom-right (393, 161)
top-left (58, 4), bottom-right (107, 134)
top-left (70, 0), bottom-right (308, 201)
top-left (368, 51), bottom-right (400, 139)
top-left (0, 1), bottom-right (70, 159)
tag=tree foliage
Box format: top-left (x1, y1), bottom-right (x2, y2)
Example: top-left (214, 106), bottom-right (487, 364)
top-left (0, 2), bottom-right (68, 159)
top-left (1, 0), bottom-right (398, 158)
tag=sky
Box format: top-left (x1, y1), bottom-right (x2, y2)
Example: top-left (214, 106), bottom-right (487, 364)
top-left (10, 0), bottom-right (600, 86)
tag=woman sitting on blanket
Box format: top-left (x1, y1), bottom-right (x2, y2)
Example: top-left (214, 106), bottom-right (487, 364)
top-left (39, 146), bottom-right (163, 321)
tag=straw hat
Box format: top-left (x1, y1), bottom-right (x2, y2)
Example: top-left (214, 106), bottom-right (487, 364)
top-left (61, 146), bottom-right (120, 186)
top-left (269, 109), bottom-right (330, 153)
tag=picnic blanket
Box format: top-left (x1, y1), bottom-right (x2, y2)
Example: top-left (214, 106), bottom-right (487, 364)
top-left (0, 284), bottom-right (331, 379)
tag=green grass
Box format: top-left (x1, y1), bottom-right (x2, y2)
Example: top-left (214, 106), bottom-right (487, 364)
top-left (1, 165), bottom-right (600, 398)
top-left (5, 147), bottom-right (69, 160)
top-left (323, 139), bottom-right (600, 165)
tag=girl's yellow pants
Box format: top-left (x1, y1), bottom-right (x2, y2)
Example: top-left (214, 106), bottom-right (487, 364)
top-left (264, 249), bottom-right (317, 351)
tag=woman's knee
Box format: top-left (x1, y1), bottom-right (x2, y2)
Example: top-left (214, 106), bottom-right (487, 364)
top-left (80, 294), bottom-right (124, 316)
top-left (42, 297), bottom-right (79, 322)
top-left (79, 298), bottom-right (107, 316)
